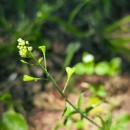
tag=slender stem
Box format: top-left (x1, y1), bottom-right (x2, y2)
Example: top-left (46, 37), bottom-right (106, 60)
top-left (43, 53), bottom-right (47, 70)
top-left (31, 54), bottom-right (101, 129)
top-left (62, 78), bottom-right (69, 93)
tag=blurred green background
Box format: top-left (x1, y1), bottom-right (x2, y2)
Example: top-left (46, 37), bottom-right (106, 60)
top-left (1, 0), bottom-right (130, 117)
top-left (1, 0), bottom-right (130, 66)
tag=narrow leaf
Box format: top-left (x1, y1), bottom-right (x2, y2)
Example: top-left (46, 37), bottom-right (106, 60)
top-left (64, 42), bottom-right (80, 68)
top-left (85, 106), bottom-right (96, 114)
top-left (77, 93), bottom-right (84, 109)
top-left (62, 107), bottom-right (68, 116)
top-left (64, 116), bottom-right (70, 125)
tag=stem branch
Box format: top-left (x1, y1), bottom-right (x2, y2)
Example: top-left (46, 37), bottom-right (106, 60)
top-left (31, 54), bottom-right (101, 129)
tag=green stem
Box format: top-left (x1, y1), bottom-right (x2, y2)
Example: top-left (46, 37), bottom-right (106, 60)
top-left (43, 53), bottom-right (47, 70)
top-left (31, 54), bottom-right (101, 129)
top-left (47, 73), bottom-right (101, 129)
top-left (62, 78), bottom-right (69, 93)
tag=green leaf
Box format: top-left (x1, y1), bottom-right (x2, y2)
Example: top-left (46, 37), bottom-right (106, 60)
top-left (75, 119), bottom-right (86, 130)
top-left (63, 107), bottom-right (73, 125)
top-left (64, 42), bottom-right (80, 68)
top-left (74, 61), bottom-right (94, 75)
top-left (89, 84), bottom-right (107, 98)
top-left (62, 107), bottom-right (68, 116)
top-left (116, 114), bottom-right (130, 124)
top-left (109, 57), bottom-right (121, 76)
top-left (23, 75), bottom-right (41, 82)
top-left (63, 109), bottom-right (76, 126)
top-left (0, 93), bottom-right (12, 103)
top-left (64, 116), bottom-right (70, 125)
top-left (103, 15), bottom-right (130, 33)
top-left (85, 106), bottom-right (95, 114)
top-left (0, 110), bottom-right (28, 130)
top-left (69, 0), bottom-right (89, 24)
top-left (95, 61), bottom-right (110, 75)
top-left (64, 107), bottom-right (73, 117)
top-left (74, 62), bottom-right (86, 75)
top-left (110, 58), bottom-right (121, 68)
top-left (66, 67), bottom-right (75, 80)
top-left (97, 113), bottom-right (112, 130)
top-left (77, 93), bottom-right (84, 109)
top-left (84, 62), bottom-right (95, 75)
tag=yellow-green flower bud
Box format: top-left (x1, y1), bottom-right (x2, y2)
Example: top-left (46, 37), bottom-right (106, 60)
top-left (27, 46), bottom-right (33, 51)
top-left (26, 41), bottom-right (29, 45)
top-left (17, 38), bottom-right (33, 58)
top-left (17, 38), bottom-right (23, 43)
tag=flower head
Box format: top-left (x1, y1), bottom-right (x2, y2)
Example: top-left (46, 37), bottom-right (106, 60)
top-left (17, 38), bottom-right (33, 58)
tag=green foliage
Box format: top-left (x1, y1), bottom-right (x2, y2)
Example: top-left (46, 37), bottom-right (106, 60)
top-left (95, 61), bottom-right (110, 76)
top-left (74, 52), bottom-right (121, 76)
top-left (74, 52), bottom-right (95, 75)
top-left (102, 15), bottom-right (130, 57)
top-left (62, 96), bottom-right (103, 130)
top-left (98, 113), bottom-right (112, 130)
top-left (74, 52), bottom-right (121, 98)
top-left (1, 0), bottom-right (130, 63)
top-left (0, 93), bottom-right (14, 110)
top-left (111, 114), bottom-right (130, 130)
top-left (0, 93), bottom-right (12, 104)
top-left (0, 110), bottom-right (28, 130)
top-left (69, 0), bottom-right (89, 24)
top-left (98, 113), bottom-right (130, 130)
top-left (77, 93), bottom-right (84, 109)
top-left (64, 42), bottom-right (80, 68)
top-left (75, 119), bottom-right (86, 130)
top-left (0, 93), bottom-right (28, 130)
top-left (88, 84), bottom-right (107, 98)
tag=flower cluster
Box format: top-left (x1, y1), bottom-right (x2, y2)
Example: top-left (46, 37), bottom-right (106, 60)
top-left (17, 38), bottom-right (33, 58)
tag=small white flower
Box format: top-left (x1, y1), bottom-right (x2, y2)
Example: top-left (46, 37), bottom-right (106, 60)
top-left (83, 54), bottom-right (94, 63)
top-left (17, 38), bottom-right (33, 58)
top-left (17, 38), bottom-right (23, 43)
